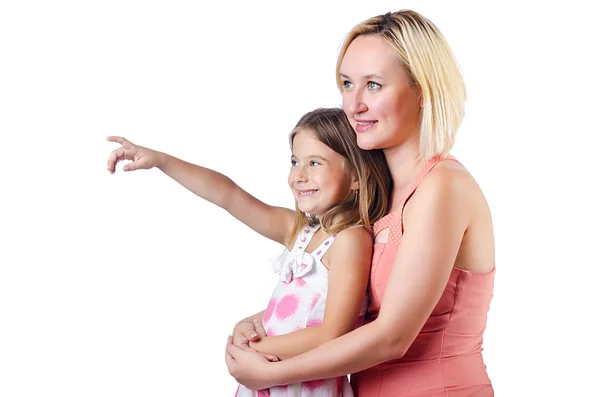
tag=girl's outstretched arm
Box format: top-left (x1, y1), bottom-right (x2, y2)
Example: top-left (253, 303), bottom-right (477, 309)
top-left (107, 136), bottom-right (294, 245)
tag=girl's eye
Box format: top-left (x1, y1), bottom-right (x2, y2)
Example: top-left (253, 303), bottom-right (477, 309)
top-left (310, 161), bottom-right (321, 166)
top-left (342, 80), bottom-right (353, 89)
top-left (291, 159), bottom-right (298, 166)
top-left (367, 81), bottom-right (382, 90)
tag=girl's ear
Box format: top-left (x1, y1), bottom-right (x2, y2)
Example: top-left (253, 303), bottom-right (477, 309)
top-left (350, 176), bottom-right (359, 192)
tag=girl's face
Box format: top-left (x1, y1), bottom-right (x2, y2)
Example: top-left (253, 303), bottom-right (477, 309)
top-left (339, 34), bottom-right (422, 151)
top-left (288, 129), bottom-right (357, 217)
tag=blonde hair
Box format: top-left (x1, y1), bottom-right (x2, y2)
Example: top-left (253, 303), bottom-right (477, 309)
top-left (286, 108), bottom-right (391, 247)
top-left (336, 10), bottom-right (466, 159)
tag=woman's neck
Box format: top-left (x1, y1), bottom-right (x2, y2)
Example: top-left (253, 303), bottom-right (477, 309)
top-left (384, 139), bottom-right (423, 186)
top-left (383, 139), bottom-right (425, 211)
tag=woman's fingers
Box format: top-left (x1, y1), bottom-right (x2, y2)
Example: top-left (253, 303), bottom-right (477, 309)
top-left (252, 318), bottom-right (267, 339)
top-left (233, 322), bottom-right (258, 346)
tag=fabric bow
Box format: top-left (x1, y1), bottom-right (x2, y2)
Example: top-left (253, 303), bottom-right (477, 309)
top-left (271, 250), bottom-right (316, 283)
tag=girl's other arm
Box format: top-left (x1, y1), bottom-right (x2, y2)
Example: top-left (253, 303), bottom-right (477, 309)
top-left (248, 226), bottom-right (372, 360)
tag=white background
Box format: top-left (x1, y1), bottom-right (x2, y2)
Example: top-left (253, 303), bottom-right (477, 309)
top-left (1, 0), bottom-right (599, 396)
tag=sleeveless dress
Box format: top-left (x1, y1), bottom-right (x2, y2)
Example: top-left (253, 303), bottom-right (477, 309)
top-left (236, 224), bottom-right (367, 397)
top-left (351, 155), bottom-right (495, 397)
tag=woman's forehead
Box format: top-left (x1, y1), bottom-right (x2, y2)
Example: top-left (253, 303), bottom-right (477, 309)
top-left (340, 35), bottom-right (400, 78)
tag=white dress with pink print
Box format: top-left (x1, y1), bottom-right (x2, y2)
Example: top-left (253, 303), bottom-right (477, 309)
top-left (235, 223), bottom-right (366, 397)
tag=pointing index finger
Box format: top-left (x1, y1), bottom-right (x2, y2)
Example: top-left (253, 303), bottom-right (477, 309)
top-left (107, 136), bottom-right (132, 148)
top-left (106, 136), bottom-right (124, 143)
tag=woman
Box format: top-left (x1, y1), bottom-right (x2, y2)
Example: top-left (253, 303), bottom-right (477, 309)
top-left (226, 9), bottom-right (495, 396)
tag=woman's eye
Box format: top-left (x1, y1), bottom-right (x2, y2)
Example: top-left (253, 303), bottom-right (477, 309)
top-left (367, 81), bottom-right (382, 90)
top-left (310, 161), bottom-right (321, 166)
top-left (342, 80), bottom-right (352, 89)
top-left (291, 159), bottom-right (298, 166)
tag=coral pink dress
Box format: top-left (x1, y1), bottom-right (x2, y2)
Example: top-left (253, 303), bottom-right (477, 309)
top-left (351, 155), bottom-right (495, 397)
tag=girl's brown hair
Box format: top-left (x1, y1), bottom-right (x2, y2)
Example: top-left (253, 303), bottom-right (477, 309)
top-left (286, 107), bottom-right (391, 247)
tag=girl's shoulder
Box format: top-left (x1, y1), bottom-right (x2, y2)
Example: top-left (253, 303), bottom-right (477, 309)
top-left (329, 225), bottom-right (373, 251)
top-left (322, 225), bottom-right (372, 270)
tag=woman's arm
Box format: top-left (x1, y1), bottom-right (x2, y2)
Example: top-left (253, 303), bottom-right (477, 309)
top-left (107, 136), bottom-right (295, 245)
top-left (247, 227), bottom-right (372, 360)
top-left (226, 167), bottom-right (470, 389)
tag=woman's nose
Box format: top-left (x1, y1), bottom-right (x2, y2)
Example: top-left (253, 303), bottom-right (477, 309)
top-left (346, 90), bottom-right (368, 115)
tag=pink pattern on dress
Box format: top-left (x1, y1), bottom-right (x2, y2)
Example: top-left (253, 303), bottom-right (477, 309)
top-left (295, 277), bottom-right (307, 287)
top-left (264, 298), bottom-right (277, 323)
top-left (303, 379), bottom-right (325, 391)
top-left (275, 295), bottom-right (300, 320)
top-left (309, 293), bottom-right (321, 310)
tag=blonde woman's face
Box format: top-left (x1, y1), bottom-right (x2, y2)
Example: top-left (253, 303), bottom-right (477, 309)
top-left (339, 35), bottom-right (421, 151)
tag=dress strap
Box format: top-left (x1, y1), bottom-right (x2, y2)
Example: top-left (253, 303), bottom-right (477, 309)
top-left (385, 154), bottom-right (458, 246)
top-left (312, 225), bottom-right (363, 261)
top-left (292, 224), bottom-right (320, 252)
top-left (313, 234), bottom-right (335, 261)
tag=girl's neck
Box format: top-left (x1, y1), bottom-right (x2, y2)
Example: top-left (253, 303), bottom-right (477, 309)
top-left (312, 212), bottom-right (342, 227)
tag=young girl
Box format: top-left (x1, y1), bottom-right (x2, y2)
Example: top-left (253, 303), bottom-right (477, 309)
top-left (106, 107), bottom-right (391, 396)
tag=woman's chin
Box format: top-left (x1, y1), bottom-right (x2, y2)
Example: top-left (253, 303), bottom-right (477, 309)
top-left (356, 138), bottom-right (382, 151)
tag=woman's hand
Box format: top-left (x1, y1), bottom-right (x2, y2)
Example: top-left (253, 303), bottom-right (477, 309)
top-left (106, 136), bottom-right (165, 173)
top-left (233, 319), bottom-right (265, 350)
top-left (233, 321), bottom-right (279, 362)
top-left (226, 336), bottom-right (278, 390)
